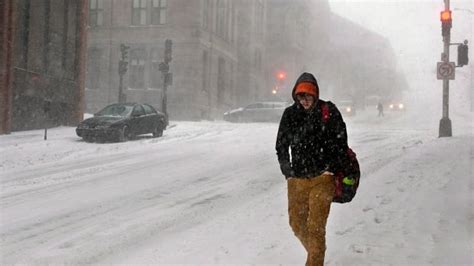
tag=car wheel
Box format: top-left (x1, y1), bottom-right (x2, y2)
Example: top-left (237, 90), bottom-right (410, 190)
top-left (152, 124), bottom-right (163, 138)
top-left (118, 125), bottom-right (131, 142)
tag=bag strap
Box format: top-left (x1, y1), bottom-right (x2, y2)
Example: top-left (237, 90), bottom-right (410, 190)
top-left (320, 102), bottom-right (330, 123)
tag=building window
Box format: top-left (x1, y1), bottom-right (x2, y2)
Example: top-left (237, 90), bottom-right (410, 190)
top-left (202, 0), bottom-right (209, 30)
top-left (130, 49), bottom-right (146, 88)
top-left (150, 48), bottom-right (161, 88)
top-left (202, 50), bottom-right (208, 92)
top-left (151, 0), bottom-right (167, 25)
top-left (254, 49), bottom-right (262, 72)
top-left (215, 0), bottom-right (231, 41)
top-left (225, 1), bottom-right (230, 40)
top-left (89, 0), bottom-right (103, 27)
top-left (132, 0), bottom-right (147, 25)
top-left (227, 1), bottom-right (234, 42)
top-left (255, 1), bottom-right (264, 38)
top-left (216, 0), bottom-right (225, 38)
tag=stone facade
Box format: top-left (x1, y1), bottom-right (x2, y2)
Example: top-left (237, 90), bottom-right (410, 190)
top-left (86, 0), bottom-right (268, 120)
top-left (87, 0), bottom-right (404, 120)
top-left (234, 0), bottom-right (267, 106)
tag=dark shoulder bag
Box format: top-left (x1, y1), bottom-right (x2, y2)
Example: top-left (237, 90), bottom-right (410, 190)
top-left (321, 103), bottom-right (361, 203)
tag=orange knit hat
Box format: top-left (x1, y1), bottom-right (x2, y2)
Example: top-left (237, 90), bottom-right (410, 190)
top-left (295, 82), bottom-right (317, 96)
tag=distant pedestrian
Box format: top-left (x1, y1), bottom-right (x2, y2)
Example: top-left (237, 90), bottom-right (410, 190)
top-left (276, 72), bottom-right (350, 266)
top-left (377, 102), bottom-right (384, 117)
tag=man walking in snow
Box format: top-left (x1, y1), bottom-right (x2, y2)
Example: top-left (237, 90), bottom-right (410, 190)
top-left (276, 72), bottom-right (349, 266)
top-left (377, 102), bottom-right (384, 117)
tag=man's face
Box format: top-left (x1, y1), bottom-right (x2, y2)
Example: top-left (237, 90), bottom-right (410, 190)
top-left (296, 93), bottom-right (315, 110)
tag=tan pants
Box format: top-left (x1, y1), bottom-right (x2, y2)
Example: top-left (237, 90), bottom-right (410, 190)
top-left (288, 174), bottom-right (335, 266)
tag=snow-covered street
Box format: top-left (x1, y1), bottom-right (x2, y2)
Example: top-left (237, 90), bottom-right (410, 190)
top-left (1, 107), bottom-right (472, 265)
top-left (3, 0), bottom-right (474, 264)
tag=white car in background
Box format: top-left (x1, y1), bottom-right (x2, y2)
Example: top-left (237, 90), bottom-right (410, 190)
top-left (388, 101), bottom-right (406, 111)
top-left (223, 102), bottom-right (290, 122)
top-left (338, 100), bottom-right (356, 117)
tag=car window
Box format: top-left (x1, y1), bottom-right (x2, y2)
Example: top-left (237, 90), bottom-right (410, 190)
top-left (132, 105), bottom-right (146, 116)
top-left (246, 103), bottom-right (264, 109)
top-left (95, 104), bottom-right (133, 117)
top-left (142, 104), bottom-right (157, 115)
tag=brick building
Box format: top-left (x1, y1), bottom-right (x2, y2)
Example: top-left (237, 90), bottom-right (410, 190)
top-left (0, 0), bottom-right (88, 133)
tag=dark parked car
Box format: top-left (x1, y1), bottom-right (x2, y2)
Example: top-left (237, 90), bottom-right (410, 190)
top-left (223, 101), bottom-right (290, 122)
top-left (76, 103), bottom-right (167, 142)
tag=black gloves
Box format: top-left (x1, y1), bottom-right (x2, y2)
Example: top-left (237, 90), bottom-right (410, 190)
top-left (279, 161), bottom-right (295, 179)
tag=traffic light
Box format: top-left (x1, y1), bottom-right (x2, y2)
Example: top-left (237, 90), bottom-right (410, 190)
top-left (120, 44), bottom-right (130, 61)
top-left (458, 43), bottom-right (469, 67)
top-left (440, 10), bottom-right (452, 37)
top-left (165, 39), bottom-right (172, 63)
top-left (277, 71), bottom-right (286, 81)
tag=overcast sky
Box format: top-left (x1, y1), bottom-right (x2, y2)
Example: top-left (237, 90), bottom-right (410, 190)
top-left (328, 0), bottom-right (473, 111)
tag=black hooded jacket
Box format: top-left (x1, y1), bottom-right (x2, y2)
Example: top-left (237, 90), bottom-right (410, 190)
top-left (275, 72), bottom-right (349, 179)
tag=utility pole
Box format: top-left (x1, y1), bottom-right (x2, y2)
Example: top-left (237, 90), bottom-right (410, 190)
top-left (438, 0), bottom-right (453, 137)
top-left (437, 1), bottom-right (471, 136)
top-left (118, 44), bottom-right (130, 103)
top-left (159, 39), bottom-right (173, 122)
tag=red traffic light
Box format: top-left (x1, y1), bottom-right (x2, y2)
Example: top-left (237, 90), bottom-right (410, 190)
top-left (277, 71), bottom-right (286, 80)
top-left (440, 10), bottom-right (452, 22)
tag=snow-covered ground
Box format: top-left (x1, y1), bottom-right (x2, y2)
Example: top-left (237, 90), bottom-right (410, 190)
top-left (1, 100), bottom-right (473, 265)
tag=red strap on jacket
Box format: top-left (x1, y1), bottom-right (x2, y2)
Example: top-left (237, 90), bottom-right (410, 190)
top-left (321, 102), bottom-right (330, 123)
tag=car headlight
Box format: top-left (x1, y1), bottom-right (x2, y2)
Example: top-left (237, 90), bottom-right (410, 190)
top-left (398, 103), bottom-right (404, 109)
top-left (389, 104), bottom-right (394, 109)
top-left (346, 107), bottom-right (352, 112)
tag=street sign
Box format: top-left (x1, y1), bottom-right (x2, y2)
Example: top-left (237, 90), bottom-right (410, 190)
top-left (437, 62), bottom-right (455, 80)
